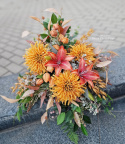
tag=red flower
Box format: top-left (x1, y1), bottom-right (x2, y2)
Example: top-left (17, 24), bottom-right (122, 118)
top-left (45, 46), bottom-right (74, 76)
top-left (72, 58), bottom-right (100, 87)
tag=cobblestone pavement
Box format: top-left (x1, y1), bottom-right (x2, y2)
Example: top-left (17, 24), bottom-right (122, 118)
top-left (0, 0), bottom-right (125, 77)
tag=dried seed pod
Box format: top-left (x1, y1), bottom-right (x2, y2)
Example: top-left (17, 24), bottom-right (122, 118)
top-left (50, 30), bottom-right (57, 37)
top-left (53, 24), bottom-right (59, 30)
top-left (53, 45), bottom-right (60, 50)
top-left (36, 79), bottom-right (43, 86)
top-left (43, 73), bottom-right (51, 82)
top-left (47, 66), bottom-right (54, 73)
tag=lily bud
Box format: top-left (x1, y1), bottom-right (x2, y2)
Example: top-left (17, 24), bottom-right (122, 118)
top-left (49, 78), bottom-right (54, 87)
top-left (44, 56), bottom-right (52, 60)
top-left (36, 79), bottom-right (43, 86)
top-left (53, 45), bottom-right (60, 50)
top-left (43, 73), bottom-right (51, 82)
top-left (50, 30), bottom-right (57, 37)
top-left (53, 24), bottom-right (59, 30)
top-left (61, 37), bottom-right (69, 44)
top-left (47, 66), bottom-right (54, 73)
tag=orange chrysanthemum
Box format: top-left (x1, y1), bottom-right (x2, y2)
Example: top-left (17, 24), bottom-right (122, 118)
top-left (69, 43), bottom-right (95, 64)
top-left (51, 71), bottom-right (85, 105)
top-left (23, 42), bottom-right (49, 75)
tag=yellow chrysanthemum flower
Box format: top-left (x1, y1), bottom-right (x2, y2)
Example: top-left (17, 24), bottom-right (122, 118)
top-left (51, 71), bottom-right (85, 105)
top-left (69, 43), bottom-right (95, 64)
top-left (23, 41), bottom-right (49, 75)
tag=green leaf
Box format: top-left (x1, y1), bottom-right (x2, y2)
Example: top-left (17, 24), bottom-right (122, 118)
top-left (36, 74), bottom-right (43, 79)
top-left (57, 112), bottom-right (65, 125)
top-left (65, 111), bottom-right (74, 122)
top-left (83, 115), bottom-right (91, 124)
top-left (107, 94), bottom-right (113, 101)
top-left (17, 111), bottom-right (21, 121)
top-left (104, 107), bottom-right (109, 113)
top-left (19, 73), bottom-right (23, 78)
top-left (16, 95), bottom-right (20, 99)
top-left (74, 122), bottom-right (78, 132)
top-left (108, 102), bottom-right (111, 107)
top-left (75, 107), bottom-right (81, 113)
top-left (19, 107), bottom-right (22, 116)
top-left (22, 104), bottom-right (27, 111)
top-left (40, 34), bottom-right (48, 39)
top-left (51, 13), bottom-right (57, 24)
top-left (71, 104), bottom-right (77, 111)
top-left (43, 21), bottom-right (48, 30)
top-left (81, 124), bottom-right (88, 136)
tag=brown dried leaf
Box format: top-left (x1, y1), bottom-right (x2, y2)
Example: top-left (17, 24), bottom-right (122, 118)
top-left (21, 90), bottom-right (34, 99)
top-left (30, 16), bottom-right (40, 22)
top-left (74, 112), bottom-right (81, 127)
top-left (0, 95), bottom-right (19, 103)
top-left (39, 90), bottom-right (47, 108)
top-left (61, 25), bottom-right (70, 36)
top-left (105, 70), bottom-right (108, 86)
top-left (55, 100), bottom-right (61, 114)
top-left (25, 85), bottom-right (40, 90)
top-left (48, 19), bottom-right (51, 31)
top-left (71, 101), bottom-right (79, 107)
top-left (46, 97), bottom-right (53, 110)
top-left (96, 60), bottom-right (112, 67)
top-left (107, 51), bottom-right (119, 56)
top-left (62, 19), bottom-right (72, 26)
top-left (44, 8), bottom-right (59, 14)
top-left (22, 31), bottom-right (30, 38)
top-left (93, 46), bottom-right (102, 55)
top-left (41, 111), bottom-right (47, 124)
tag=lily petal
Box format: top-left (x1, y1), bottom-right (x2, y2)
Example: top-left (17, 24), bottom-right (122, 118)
top-left (48, 52), bottom-right (57, 60)
top-left (72, 69), bottom-right (78, 75)
top-left (60, 60), bottom-right (73, 70)
top-left (45, 60), bottom-right (58, 67)
top-left (78, 58), bottom-right (86, 73)
top-left (57, 46), bottom-right (66, 61)
top-left (83, 71), bottom-right (100, 80)
top-left (55, 66), bottom-right (62, 76)
top-left (87, 80), bottom-right (94, 88)
top-left (86, 64), bottom-right (93, 71)
top-left (80, 77), bottom-right (87, 85)
top-left (61, 25), bottom-right (70, 36)
top-left (65, 55), bottom-right (74, 61)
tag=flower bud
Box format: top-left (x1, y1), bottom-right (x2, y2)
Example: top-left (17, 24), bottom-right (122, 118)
top-left (49, 78), bottom-right (54, 87)
top-left (53, 24), bottom-right (59, 30)
top-left (43, 73), bottom-right (51, 82)
top-left (50, 30), bottom-right (57, 37)
top-left (36, 79), bottom-right (43, 86)
top-left (47, 66), bottom-right (54, 73)
top-left (53, 45), bottom-right (60, 50)
top-left (61, 37), bottom-right (69, 44)
top-left (44, 56), bottom-right (52, 60)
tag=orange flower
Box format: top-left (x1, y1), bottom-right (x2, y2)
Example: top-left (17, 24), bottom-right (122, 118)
top-left (51, 71), bottom-right (84, 105)
top-left (23, 41), bottom-right (49, 74)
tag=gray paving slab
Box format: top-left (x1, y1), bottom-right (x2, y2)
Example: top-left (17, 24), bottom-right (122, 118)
top-left (0, 113), bottom-right (99, 144)
top-left (99, 112), bottom-right (125, 144)
top-left (0, 0), bottom-right (125, 76)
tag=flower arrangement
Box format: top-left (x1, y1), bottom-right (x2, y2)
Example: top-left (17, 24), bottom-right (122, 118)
top-left (0, 8), bottom-right (117, 144)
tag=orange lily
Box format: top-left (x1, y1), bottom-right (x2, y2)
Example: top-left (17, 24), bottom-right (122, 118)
top-left (45, 46), bottom-right (74, 76)
top-left (72, 58), bottom-right (100, 87)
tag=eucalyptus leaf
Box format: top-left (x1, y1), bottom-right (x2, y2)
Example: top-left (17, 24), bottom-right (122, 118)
top-left (51, 13), bottom-right (57, 24)
top-left (43, 21), bottom-right (48, 30)
top-left (40, 34), bottom-right (48, 39)
top-left (81, 124), bottom-right (88, 136)
top-left (57, 112), bottom-right (65, 125)
top-left (65, 111), bottom-right (74, 122)
top-left (83, 115), bottom-right (91, 124)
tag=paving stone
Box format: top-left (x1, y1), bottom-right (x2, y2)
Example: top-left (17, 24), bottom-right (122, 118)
top-left (0, 58), bottom-right (10, 66)
top-left (0, 67), bottom-right (7, 76)
top-left (99, 112), bottom-right (125, 144)
top-left (13, 49), bottom-right (25, 56)
top-left (6, 63), bottom-right (23, 73)
top-left (3, 72), bottom-right (13, 77)
top-left (10, 56), bottom-right (24, 64)
top-left (0, 49), bottom-right (3, 53)
top-left (1, 51), bottom-right (13, 58)
top-left (4, 46), bottom-right (15, 52)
